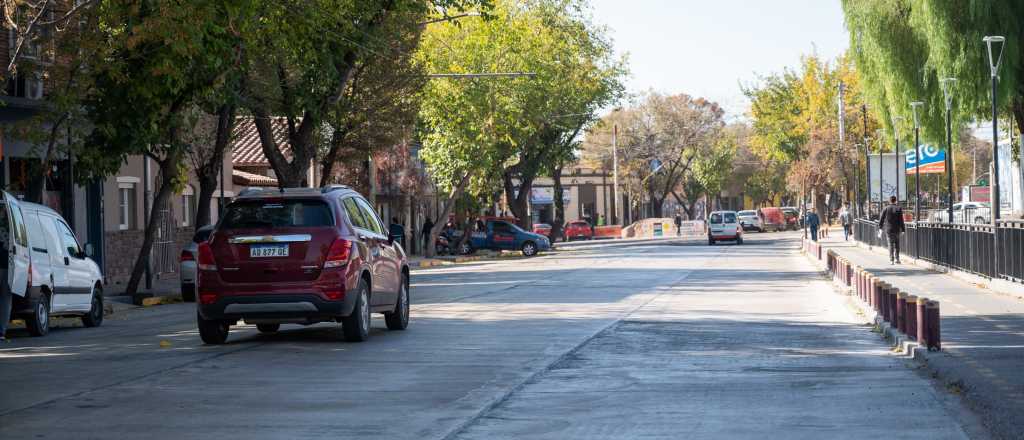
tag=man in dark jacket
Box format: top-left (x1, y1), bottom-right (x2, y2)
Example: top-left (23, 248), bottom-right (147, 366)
top-left (878, 195), bottom-right (906, 264)
top-left (805, 208), bottom-right (821, 242)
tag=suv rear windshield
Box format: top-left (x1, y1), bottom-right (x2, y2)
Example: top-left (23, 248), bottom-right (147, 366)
top-left (221, 200), bottom-right (333, 229)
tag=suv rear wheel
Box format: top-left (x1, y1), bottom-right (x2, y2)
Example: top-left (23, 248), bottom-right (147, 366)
top-left (342, 279), bottom-right (370, 342)
top-left (256, 324), bottom-right (280, 333)
top-left (82, 287), bottom-right (104, 328)
top-left (198, 312), bottom-right (230, 345)
top-left (385, 274), bottom-right (409, 331)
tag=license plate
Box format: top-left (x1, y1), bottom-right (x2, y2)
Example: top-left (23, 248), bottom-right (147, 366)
top-left (250, 244), bottom-right (289, 258)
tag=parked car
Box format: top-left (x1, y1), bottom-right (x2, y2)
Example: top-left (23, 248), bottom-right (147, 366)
top-left (564, 220), bottom-right (593, 241)
top-left (196, 186), bottom-right (410, 345)
top-left (5, 194), bottom-right (105, 336)
top-left (759, 207), bottom-right (786, 232)
top-left (463, 219), bottom-right (551, 256)
top-left (781, 207), bottom-right (800, 230)
top-left (736, 210), bottom-right (763, 232)
top-left (707, 210), bottom-right (743, 245)
top-left (532, 223), bottom-right (553, 240)
top-left (179, 225), bottom-right (214, 302)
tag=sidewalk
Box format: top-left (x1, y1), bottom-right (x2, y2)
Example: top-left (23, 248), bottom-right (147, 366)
top-left (810, 234), bottom-right (1024, 439)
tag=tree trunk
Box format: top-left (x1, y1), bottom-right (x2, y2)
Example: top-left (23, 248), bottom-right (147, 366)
top-left (24, 112), bottom-right (70, 204)
top-left (502, 171), bottom-right (534, 229)
top-left (195, 104), bottom-right (236, 229)
top-left (125, 150), bottom-right (183, 296)
top-left (425, 172), bottom-right (471, 258)
top-left (552, 164), bottom-right (565, 241)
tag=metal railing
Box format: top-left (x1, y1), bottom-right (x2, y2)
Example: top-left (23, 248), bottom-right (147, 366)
top-left (854, 218), bottom-right (1015, 280)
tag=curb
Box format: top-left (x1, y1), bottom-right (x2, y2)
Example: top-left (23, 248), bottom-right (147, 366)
top-left (139, 294), bottom-right (183, 307)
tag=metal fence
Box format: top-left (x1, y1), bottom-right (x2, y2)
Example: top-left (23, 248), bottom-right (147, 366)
top-left (853, 218), bottom-right (1024, 281)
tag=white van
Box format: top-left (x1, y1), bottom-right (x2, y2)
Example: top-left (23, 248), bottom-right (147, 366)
top-left (707, 210), bottom-right (743, 245)
top-left (5, 193), bottom-right (105, 336)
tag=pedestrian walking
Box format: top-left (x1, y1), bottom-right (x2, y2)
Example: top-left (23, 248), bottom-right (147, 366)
top-left (0, 208), bottom-right (11, 342)
top-left (674, 214), bottom-right (682, 236)
top-left (389, 217), bottom-right (405, 248)
top-left (805, 208), bottom-right (821, 242)
top-left (839, 204), bottom-right (852, 241)
top-left (421, 217), bottom-right (434, 253)
top-left (878, 196), bottom-right (906, 264)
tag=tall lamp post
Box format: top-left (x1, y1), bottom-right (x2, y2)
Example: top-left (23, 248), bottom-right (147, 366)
top-left (940, 78), bottom-right (957, 225)
top-left (892, 116), bottom-right (905, 208)
top-left (984, 35), bottom-right (1005, 277)
top-left (910, 102), bottom-right (924, 223)
top-left (876, 128), bottom-right (885, 216)
top-left (862, 105), bottom-right (870, 219)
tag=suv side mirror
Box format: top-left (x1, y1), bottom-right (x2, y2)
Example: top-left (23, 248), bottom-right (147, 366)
top-left (84, 243), bottom-right (94, 257)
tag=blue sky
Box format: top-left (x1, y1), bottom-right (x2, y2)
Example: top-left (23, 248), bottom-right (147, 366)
top-left (589, 0), bottom-right (850, 119)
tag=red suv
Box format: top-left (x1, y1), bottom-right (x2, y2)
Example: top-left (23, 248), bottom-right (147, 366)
top-left (196, 186), bottom-right (410, 344)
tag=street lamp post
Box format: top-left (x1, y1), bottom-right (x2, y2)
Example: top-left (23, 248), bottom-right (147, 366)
top-left (984, 35), bottom-right (1005, 277)
top-left (876, 128), bottom-right (885, 217)
top-left (862, 105), bottom-right (870, 219)
top-left (940, 78), bottom-right (957, 225)
top-left (892, 116), bottom-right (905, 209)
top-left (910, 102), bottom-right (924, 223)
top-left (612, 124), bottom-right (619, 225)
top-left (910, 102), bottom-right (924, 259)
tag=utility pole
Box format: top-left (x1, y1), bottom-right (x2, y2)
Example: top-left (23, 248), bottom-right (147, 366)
top-left (893, 116), bottom-right (904, 208)
top-left (612, 124), bottom-right (620, 225)
top-left (862, 105), bottom-right (870, 219)
top-left (984, 35), bottom-right (1005, 277)
top-left (940, 77), bottom-right (957, 225)
top-left (911, 101), bottom-right (924, 223)
top-left (840, 82), bottom-right (858, 218)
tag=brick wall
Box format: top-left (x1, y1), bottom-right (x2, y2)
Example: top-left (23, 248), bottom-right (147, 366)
top-left (103, 227), bottom-right (193, 288)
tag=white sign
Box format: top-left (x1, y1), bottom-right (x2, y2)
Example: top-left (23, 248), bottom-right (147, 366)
top-left (868, 152), bottom-right (908, 202)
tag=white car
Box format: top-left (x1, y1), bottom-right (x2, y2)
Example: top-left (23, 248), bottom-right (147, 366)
top-left (736, 210), bottom-right (763, 232)
top-left (708, 210), bottom-right (743, 245)
top-left (931, 202), bottom-right (991, 224)
top-left (5, 193), bottom-right (105, 336)
top-left (179, 225), bottom-right (213, 302)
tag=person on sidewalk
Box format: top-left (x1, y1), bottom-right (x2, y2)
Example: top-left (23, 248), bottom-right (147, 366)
top-left (674, 214), bottom-right (682, 236)
top-left (389, 217), bottom-right (405, 248)
top-left (839, 204), bottom-right (852, 241)
top-left (805, 208), bottom-right (821, 242)
top-left (421, 217), bottom-right (434, 254)
top-left (878, 195), bottom-right (906, 264)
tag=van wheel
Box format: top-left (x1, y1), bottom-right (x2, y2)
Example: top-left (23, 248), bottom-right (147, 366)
top-left (26, 291), bottom-right (51, 337)
top-left (385, 274), bottom-right (410, 331)
top-left (256, 324), bottom-right (280, 333)
top-left (737, 236), bottom-right (744, 245)
top-left (198, 312), bottom-right (230, 345)
top-left (522, 241), bottom-right (538, 257)
top-left (708, 238), bottom-right (715, 246)
top-left (342, 280), bottom-right (370, 342)
top-left (82, 287), bottom-right (104, 328)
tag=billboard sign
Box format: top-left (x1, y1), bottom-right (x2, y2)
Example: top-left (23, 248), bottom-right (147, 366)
top-left (905, 144), bottom-right (946, 174)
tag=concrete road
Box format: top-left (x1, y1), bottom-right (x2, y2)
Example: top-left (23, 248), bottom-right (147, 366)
top-left (0, 233), bottom-right (987, 439)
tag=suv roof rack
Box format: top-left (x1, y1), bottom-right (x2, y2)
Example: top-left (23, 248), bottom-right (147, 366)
top-left (321, 184), bottom-right (351, 194)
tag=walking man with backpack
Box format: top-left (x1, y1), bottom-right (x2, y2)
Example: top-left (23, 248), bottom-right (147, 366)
top-left (878, 196), bottom-right (906, 264)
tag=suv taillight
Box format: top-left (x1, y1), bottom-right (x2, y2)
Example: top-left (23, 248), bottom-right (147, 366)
top-left (324, 238), bottom-right (352, 268)
top-left (180, 250), bottom-right (194, 263)
top-left (197, 242), bottom-right (217, 271)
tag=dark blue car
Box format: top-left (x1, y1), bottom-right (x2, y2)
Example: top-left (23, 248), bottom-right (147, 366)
top-left (464, 220), bottom-right (551, 256)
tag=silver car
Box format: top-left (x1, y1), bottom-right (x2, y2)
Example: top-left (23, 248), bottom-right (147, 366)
top-left (736, 210), bottom-right (763, 232)
top-left (179, 225), bottom-right (214, 302)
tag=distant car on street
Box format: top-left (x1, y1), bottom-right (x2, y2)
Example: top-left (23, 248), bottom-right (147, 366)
top-left (563, 220), bottom-right (593, 241)
top-left (781, 207), bottom-right (800, 230)
top-left (463, 219), bottom-right (551, 256)
top-left (707, 210), bottom-right (743, 245)
top-left (759, 207), bottom-right (786, 232)
top-left (196, 186), bottom-right (410, 345)
top-left (179, 225), bottom-right (214, 302)
top-left (737, 210), bottom-right (764, 232)
top-left (930, 202), bottom-right (991, 224)
top-left (532, 223), bottom-right (553, 240)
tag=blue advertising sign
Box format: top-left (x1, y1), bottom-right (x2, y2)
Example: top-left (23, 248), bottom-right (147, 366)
top-left (905, 144), bottom-right (946, 174)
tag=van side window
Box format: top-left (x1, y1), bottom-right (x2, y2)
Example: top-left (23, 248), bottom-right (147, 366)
top-left (23, 211), bottom-right (47, 252)
top-left (53, 219), bottom-right (81, 257)
top-left (10, 204), bottom-right (28, 247)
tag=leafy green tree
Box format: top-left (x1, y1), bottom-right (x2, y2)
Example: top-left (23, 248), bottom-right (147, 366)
top-left (843, 0), bottom-right (1023, 147)
top-left (81, 0), bottom-right (248, 295)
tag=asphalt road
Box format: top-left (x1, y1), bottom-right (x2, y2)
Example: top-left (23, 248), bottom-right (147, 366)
top-left (0, 233), bottom-right (988, 439)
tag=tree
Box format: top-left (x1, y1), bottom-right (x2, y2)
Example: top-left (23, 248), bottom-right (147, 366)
top-left (584, 92), bottom-right (724, 218)
top-left (843, 1), bottom-right (1023, 155)
top-left (241, 0), bottom-right (489, 188)
top-left (79, 1), bottom-right (248, 295)
top-left (497, 0), bottom-right (625, 229)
